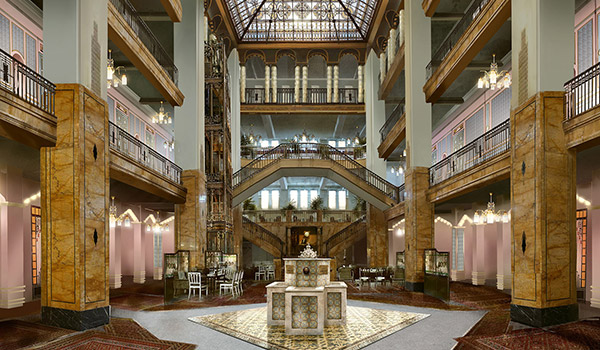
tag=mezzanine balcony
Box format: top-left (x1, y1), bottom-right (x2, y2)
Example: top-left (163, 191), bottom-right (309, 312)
top-left (563, 61), bottom-right (600, 150)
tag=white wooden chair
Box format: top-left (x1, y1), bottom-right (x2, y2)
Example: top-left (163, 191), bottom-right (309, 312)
top-left (266, 266), bottom-right (275, 280)
top-left (220, 271), bottom-right (238, 296)
top-left (188, 272), bottom-right (207, 300)
top-left (255, 265), bottom-right (266, 280)
top-left (234, 270), bottom-right (244, 295)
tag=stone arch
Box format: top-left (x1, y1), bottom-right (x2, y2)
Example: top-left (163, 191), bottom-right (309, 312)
top-left (243, 50), bottom-right (266, 65)
top-left (307, 48), bottom-right (329, 62)
top-left (276, 49), bottom-right (296, 63)
top-left (385, 10), bottom-right (399, 29)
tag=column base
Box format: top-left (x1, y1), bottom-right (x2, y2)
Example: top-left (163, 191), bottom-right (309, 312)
top-left (109, 274), bottom-right (122, 289)
top-left (471, 271), bottom-right (486, 286)
top-left (510, 303), bottom-right (578, 327)
top-left (404, 281), bottom-right (424, 292)
top-left (153, 268), bottom-right (163, 280)
top-left (450, 270), bottom-right (464, 281)
top-left (0, 285), bottom-right (25, 309)
top-left (42, 306), bottom-right (110, 331)
top-left (590, 286), bottom-right (600, 309)
top-left (133, 271), bottom-right (146, 284)
top-left (496, 274), bottom-right (511, 290)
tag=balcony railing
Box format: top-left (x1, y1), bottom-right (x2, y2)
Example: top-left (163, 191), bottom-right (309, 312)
top-left (564, 62), bottom-right (600, 121)
top-left (429, 119), bottom-right (510, 186)
top-left (241, 144), bottom-right (366, 160)
top-left (426, 0), bottom-right (491, 79)
top-left (244, 87), bottom-right (359, 104)
top-left (0, 48), bottom-right (55, 115)
top-left (379, 104), bottom-right (405, 143)
top-left (109, 0), bottom-right (178, 84)
top-left (242, 216), bottom-right (284, 256)
top-left (325, 215), bottom-right (366, 255)
top-left (233, 143), bottom-right (400, 202)
top-left (109, 121), bottom-right (182, 184)
top-left (243, 209), bottom-right (365, 223)
top-left (398, 183), bottom-right (405, 202)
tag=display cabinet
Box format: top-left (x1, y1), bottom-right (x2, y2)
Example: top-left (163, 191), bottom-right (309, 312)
top-left (424, 249), bottom-right (450, 301)
top-left (393, 251), bottom-right (405, 285)
top-left (163, 250), bottom-right (190, 304)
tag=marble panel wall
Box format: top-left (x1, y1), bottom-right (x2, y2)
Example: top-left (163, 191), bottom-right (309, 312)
top-left (175, 169), bottom-right (207, 269)
top-left (367, 204), bottom-right (388, 267)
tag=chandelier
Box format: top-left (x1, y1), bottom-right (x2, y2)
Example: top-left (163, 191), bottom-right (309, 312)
top-left (109, 196), bottom-right (132, 228)
top-left (390, 165), bottom-right (404, 176)
top-left (247, 130), bottom-right (262, 145)
top-left (473, 193), bottom-right (509, 224)
top-left (107, 49), bottom-right (128, 89)
top-left (145, 212), bottom-right (171, 234)
top-left (164, 139), bottom-right (174, 152)
top-left (294, 130), bottom-right (317, 143)
top-left (477, 54), bottom-right (511, 90)
top-left (152, 101), bottom-right (172, 124)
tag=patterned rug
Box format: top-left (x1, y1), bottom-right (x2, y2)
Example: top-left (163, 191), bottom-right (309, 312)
top-left (455, 319), bottom-right (600, 350)
top-left (0, 319), bottom-right (74, 350)
top-left (104, 317), bottom-right (160, 341)
top-left (31, 331), bottom-right (196, 350)
top-left (189, 306), bottom-right (429, 350)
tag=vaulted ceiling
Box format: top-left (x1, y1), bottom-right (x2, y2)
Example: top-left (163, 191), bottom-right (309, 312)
top-left (224, 0), bottom-right (378, 42)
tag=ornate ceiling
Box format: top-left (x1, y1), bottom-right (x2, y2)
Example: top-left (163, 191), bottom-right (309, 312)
top-left (224, 0), bottom-right (378, 42)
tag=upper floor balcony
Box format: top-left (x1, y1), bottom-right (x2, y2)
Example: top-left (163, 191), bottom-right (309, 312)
top-left (379, 11), bottom-right (405, 100)
top-left (564, 61), bottom-right (600, 150)
top-left (243, 209), bottom-right (366, 224)
top-left (378, 104), bottom-right (405, 160)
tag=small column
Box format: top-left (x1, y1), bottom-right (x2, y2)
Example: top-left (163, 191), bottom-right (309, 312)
top-left (109, 225), bottom-right (122, 289)
top-left (265, 65), bottom-right (271, 103)
top-left (387, 35), bottom-right (393, 71)
top-left (326, 66), bottom-right (332, 103)
top-left (294, 66), bottom-right (301, 103)
top-left (271, 66), bottom-right (277, 103)
top-left (398, 10), bottom-right (405, 45)
top-left (302, 66), bottom-right (308, 103)
top-left (358, 65), bottom-right (364, 103)
top-left (203, 16), bottom-right (208, 41)
top-left (333, 65), bottom-right (339, 103)
top-left (240, 65), bottom-right (246, 103)
top-left (388, 28), bottom-right (397, 65)
top-left (379, 52), bottom-right (386, 81)
top-left (133, 223), bottom-right (146, 284)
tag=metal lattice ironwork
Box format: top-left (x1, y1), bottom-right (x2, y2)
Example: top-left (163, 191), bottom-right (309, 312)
top-left (224, 0), bottom-right (378, 42)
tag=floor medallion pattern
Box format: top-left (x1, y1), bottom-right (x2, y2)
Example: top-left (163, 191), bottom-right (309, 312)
top-left (189, 306), bottom-right (429, 350)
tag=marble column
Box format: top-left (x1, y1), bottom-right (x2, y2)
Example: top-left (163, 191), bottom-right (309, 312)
top-left (294, 66), bottom-right (301, 103)
top-left (367, 204), bottom-right (388, 267)
top-left (265, 65), bottom-right (271, 103)
top-left (496, 222), bottom-right (511, 290)
top-left (302, 66), bottom-right (308, 103)
top-left (326, 66), bottom-right (332, 103)
top-left (133, 223), bottom-right (145, 284)
top-left (240, 65), bottom-right (246, 104)
top-left (591, 172), bottom-right (600, 309)
top-left (233, 205), bottom-right (243, 268)
top-left (379, 52), bottom-right (386, 81)
top-left (509, 0), bottom-right (577, 327)
top-left (471, 223), bottom-right (497, 286)
top-left (333, 65), bottom-right (339, 103)
top-left (109, 226), bottom-right (122, 289)
top-left (388, 28), bottom-right (397, 67)
top-left (271, 66), bottom-right (277, 103)
top-left (358, 65), bottom-right (364, 103)
top-left (403, 0), bottom-right (433, 292)
top-left (41, 0), bottom-right (109, 331)
top-left (228, 50), bottom-right (241, 172)
top-left (174, 0), bottom-right (208, 269)
top-left (398, 10), bottom-right (404, 44)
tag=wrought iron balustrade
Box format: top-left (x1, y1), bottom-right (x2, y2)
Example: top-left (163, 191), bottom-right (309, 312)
top-left (379, 104), bottom-right (405, 143)
top-left (325, 215), bottom-right (366, 255)
top-left (244, 87), bottom-right (359, 104)
top-left (109, 122), bottom-right (182, 184)
top-left (429, 119), bottom-right (510, 186)
top-left (109, 0), bottom-right (178, 84)
top-left (564, 62), bottom-right (600, 120)
top-left (426, 0), bottom-right (491, 79)
top-left (242, 216), bottom-right (284, 256)
top-left (241, 144), bottom-right (365, 160)
top-left (398, 183), bottom-right (405, 202)
top-left (0, 48), bottom-right (55, 115)
top-left (233, 143), bottom-right (400, 202)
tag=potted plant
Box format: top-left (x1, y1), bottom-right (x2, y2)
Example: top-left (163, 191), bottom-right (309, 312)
top-left (310, 196), bottom-right (324, 210)
top-left (243, 198), bottom-right (257, 211)
top-left (352, 195), bottom-right (367, 215)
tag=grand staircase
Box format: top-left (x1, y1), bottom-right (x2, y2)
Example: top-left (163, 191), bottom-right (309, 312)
top-left (241, 216), bottom-right (285, 258)
top-left (324, 216), bottom-right (367, 257)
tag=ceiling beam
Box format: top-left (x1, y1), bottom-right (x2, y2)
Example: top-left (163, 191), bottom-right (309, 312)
top-left (432, 12), bottom-right (463, 21)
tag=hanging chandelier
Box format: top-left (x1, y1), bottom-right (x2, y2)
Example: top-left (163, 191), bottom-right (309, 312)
top-left (390, 165), bottom-right (404, 176)
top-left (107, 49), bottom-right (128, 89)
top-left (145, 212), bottom-right (171, 233)
top-left (247, 130), bottom-right (262, 145)
top-left (152, 101), bottom-right (172, 124)
top-left (109, 196), bottom-right (118, 228)
top-left (477, 54), bottom-right (511, 91)
top-left (164, 139), bottom-right (175, 152)
top-left (473, 193), bottom-right (509, 224)
top-left (294, 130), bottom-right (317, 143)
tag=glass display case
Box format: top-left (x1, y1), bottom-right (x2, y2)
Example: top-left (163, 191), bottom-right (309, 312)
top-left (424, 249), bottom-right (450, 301)
top-left (222, 254), bottom-right (238, 269)
top-left (205, 251), bottom-right (223, 269)
top-left (393, 251), bottom-right (405, 284)
top-left (163, 250), bottom-right (190, 304)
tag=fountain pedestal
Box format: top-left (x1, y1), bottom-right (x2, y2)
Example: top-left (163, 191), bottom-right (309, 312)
top-left (266, 258), bottom-right (347, 335)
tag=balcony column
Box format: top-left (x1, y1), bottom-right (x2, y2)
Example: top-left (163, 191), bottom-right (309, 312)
top-left (41, 0), bottom-right (110, 331)
top-left (294, 66), bottom-right (301, 103)
top-left (240, 65), bottom-right (246, 104)
top-left (326, 66), bottom-right (332, 103)
top-left (333, 65), bottom-right (339, 103)
top-left (358, 65), bottom-right (364, 103)
top-left (398, 10), bottom-right (404, 44)
top-left (403, 0), bottom-right (433, 292)
top-left (379, 52), bottom-right (386, 81)
top-left (109, 225), bottom-right (122, 289)
top-left (509, 0), bottom-right (577, 327)
top-left (302, 66), bottom-right (308, 103)
top-left (388, 28), bottom-right (397, 67)
top-left (174, 0), bottom-right (207, 269)
top-left (265, 65), bottom-right (271, 103)
top-left (271, 66), bottom-right (277, 103)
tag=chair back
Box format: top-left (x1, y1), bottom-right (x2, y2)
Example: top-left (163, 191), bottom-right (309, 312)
top-left (188, 272), bottom-right (202, 285)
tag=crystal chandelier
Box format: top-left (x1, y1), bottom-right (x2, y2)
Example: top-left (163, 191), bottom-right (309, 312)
top-left (109, 196), bottom-right (118, 228)
top-left (247, 130), bottom-right (262, 145)
top-left (477, 54), bottom-right (511, 91)
top-left (145, 212), bottom-right (171, 233)
top-left (390, 165), bottom-right (404, 176)
top-left (164, 139), bottom-right (175, 152)
top-left (107, 49), bottom-right (128, 89)
top-left (294, 130), bottom-right (317, 143)
top-left (152, 101), bottom-right (172, 124)
top-left (473, 193), bottom-right (509, 225)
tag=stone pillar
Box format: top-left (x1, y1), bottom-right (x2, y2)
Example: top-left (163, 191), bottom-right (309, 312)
top-left (388, 28), bottom-right (396, 67)
top-left (364, 51), bottom-right (386, 177)
top-left (379, 52), bottom-right (386, 81)
top-left (358, 65), bottom-right (364, 103)
top-left (240, 65), bottom-right (246, 104)
top-left (109, 226), bottom-right (122, 289)
top-left (592, 172), bottom-right (600, 309)
top-left (294, 66), bottom-right (301, 103)
top-left (233, 205), bottom-right (243, 268)
top-left (471, 223), bottom-right (497, 286)
top-left (0, 167), bottom-right (25, 309)
top-left (496, 222), bottom-right (511, 290)
top-left (133, 223), bottom-right (146, 284)
top-left (153, 229), bottom-right (163, 280)
top-left (271, 66), bottom-right (277, 103)
top-left (326, 66), bottom-right (332, 103)
top-left (403, 0), bottom-right (433, 292)
top-left (398, 10), bottom-right (404, 44)
top-left (509, 0), bottom-right (577, 327)
top-left (265, 65), bottom-right (271, 103)
top-left (367, 204), bottom-right (388, 267)
top-left (333, 65), bottom-right (339, 103)
top-left (302, 66), bottom-right (308, 103)
top-left (174, 0), bottom-right (207, 269)
top-left (228, 50), bottom-right (241, 172)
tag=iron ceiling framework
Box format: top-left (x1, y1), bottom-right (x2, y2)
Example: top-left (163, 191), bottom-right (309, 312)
top-left (224, 0), bottom-right (378, 42)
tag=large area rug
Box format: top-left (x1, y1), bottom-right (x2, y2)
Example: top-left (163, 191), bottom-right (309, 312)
top-left (31, 331), bottom-right (196, 350)
top-left (0, 319), bottom-right (74, 350)
top-left (189, 306), bottom-right (429, 350)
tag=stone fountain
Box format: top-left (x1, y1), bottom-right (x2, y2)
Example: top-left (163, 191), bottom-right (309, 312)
top-left (266, 244), bottom-right (347, 335)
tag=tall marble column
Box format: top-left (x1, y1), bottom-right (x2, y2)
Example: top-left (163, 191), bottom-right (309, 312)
top-left (265, 65), bottom-right (271, 103)
top-left (358, 65), bottom-right (364, 103)
top-left (591, 172), bottom-right (600, 309)
top-left (367, 204), bottom-right (388, 267)
top-left (271, 66), bottom-right (277, 103)
top-left (294, 66), bottom-right (301, 103)
top-left (133, 223), bottom-right (145, 284)
top-left (109, 226), bottom-right (122, 289)
top-left (403, 0), bottom-right (433, 292)
top-left (240, 65), bottom-right (246, 104)
top-left (509, 0), bottom-right (577, 327)
top-left (229, 50), bottom-right (241, 172)
top-left (333, 65), bottom-right (339, 103)
top-left (302, 66), bottom-right (308, 103)
top-left (326, 66), bottom-right (332, 103)
top-left (174, 0), bottom-right (207, 269)
top-left (41, 0), bottom-right (109, 331)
